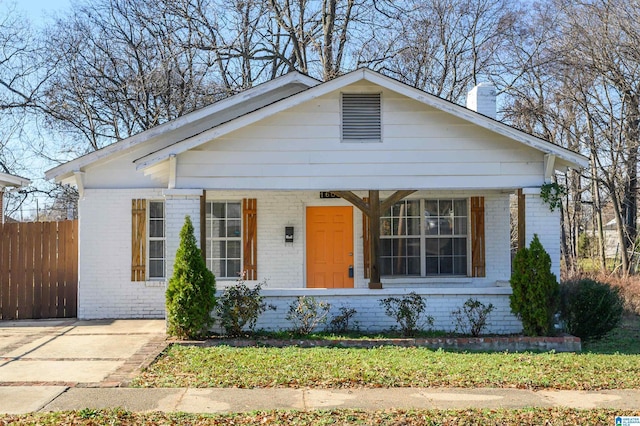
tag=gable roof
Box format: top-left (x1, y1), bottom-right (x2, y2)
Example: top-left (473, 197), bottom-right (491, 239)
top-left (45, 71), bottom-right (321, 182)
top-left (133, 69), bottom-right (588, 172)
top-left (47, 68), bottom-right (588, 183)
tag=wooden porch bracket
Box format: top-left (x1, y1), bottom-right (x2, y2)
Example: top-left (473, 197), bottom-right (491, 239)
top-left (332, 189), bottom-right (417, 289)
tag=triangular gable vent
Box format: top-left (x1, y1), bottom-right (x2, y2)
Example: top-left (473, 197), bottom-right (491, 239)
top-left (342, 93), bottom-right (381, 141)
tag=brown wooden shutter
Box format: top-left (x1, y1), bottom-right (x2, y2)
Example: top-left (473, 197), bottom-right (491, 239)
top-left (242, 198), bottom-right (258, 280)
top-left (200, 195), bottom-right (207, 262)
top-left (131, 199), bottom-right (146, 281)
top-left (470, 196), bottom-right (486, 277)
top-left (362, 197), bottom-right (370, 279)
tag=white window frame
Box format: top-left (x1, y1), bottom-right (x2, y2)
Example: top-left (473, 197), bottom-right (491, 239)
top-left (380, 198), bottom-right (470, 277)
top-left (205, 200), bottom-right (243, 280)
top-left (147, 200), bottom-right (165, 280)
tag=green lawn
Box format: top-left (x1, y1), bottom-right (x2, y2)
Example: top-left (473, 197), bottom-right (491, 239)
top-left (132, 314), bottom-right (640, 390)
top-left (2, 408), bottom-right (639, 425)
top-left (132, 345), bottom-right (640, 390)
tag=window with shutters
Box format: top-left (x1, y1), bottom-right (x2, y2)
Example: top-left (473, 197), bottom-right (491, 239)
top-left (148, 201), bottom-right (166, 279)
top-left (205, 201), bottom-right (242, 279)
top-left (380, 199), bottom-right (469, 277)
top-left (341, 93), bottom-right (381, 142)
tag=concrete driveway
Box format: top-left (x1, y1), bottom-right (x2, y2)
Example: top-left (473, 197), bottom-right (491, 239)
top-left (0, 319), bottom-right (166, 387)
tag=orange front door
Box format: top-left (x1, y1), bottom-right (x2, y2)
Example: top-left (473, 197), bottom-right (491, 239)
top-left (306, 206), bottom-right (354, 288)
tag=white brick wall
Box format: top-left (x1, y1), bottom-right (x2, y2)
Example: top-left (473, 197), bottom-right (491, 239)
top-left (77, 188), bottom-right (518, 332)
top-left (523, 188), bottom-right (561, 279)
top-left (78, 188), bottom-right (166, 319)
top-left (213, 287), bottom-right (521, 334)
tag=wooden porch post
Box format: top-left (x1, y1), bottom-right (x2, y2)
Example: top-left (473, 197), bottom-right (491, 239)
top-left (332, 189), bottom-right (416, 289)
top-left (368, 190), bottom-right (382, 289)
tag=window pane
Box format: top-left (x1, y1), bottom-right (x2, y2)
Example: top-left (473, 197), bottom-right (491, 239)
top-left (381, 238), bottom-right (392, 255)
top-left (426, 257), bottom-right (438, 274)
top-left (453, 257), bottom-right (467, 275)
top-left (454, 199), bottom-right (467, 216)
top-left (211, 260), bottom-right (225, 278)
top-left (392, 218), bottom-right (403, 236)
top-left (439, 200), bottom-right (452, 216)
top-left (393, 256), bottom-right (407, 275)
top-left (440, 238), bottom-right (453, 256)
top-left (149, 240), bottom-right (164, 258)
top-left (407, 238), bottom-right (421, 256)
top-left (380, 218), bottom-right (392, 236)
top-left (149, 220), bottom-right (164, 238)
top-left (227, 240), bottom-right (241, 258)
top-left (439, 257), bottom-right (453, 274)
top-left (453, 238), bottom-right (467, 256)
top-left (149, 202), bottom-right (164, 218)
top-left (211, 241), bottom-right (225, 258)
top-left (407, 218), bottom-right (420, 235)
top-left (149, 260), bottom-right (164, 278)
top-left (212, 220), bottom-right (225, 237)
top-left (227, 202), bottom-right (241, 218)
top-left (227, 260), bottom-right (241, 278)
top-left (425, 239), bottom-right (439, 256)
top-left (227, 220), bottom-right (241, 238)
top-left (212, 203), bottom-right (225, 219)
top-left (407, 200), bottom-right (420, 216)
top-left (425, 217), bottom-right (439, 235)
top-left (440, 219), bottom-right (453, 235)
top-left (380, 257), bottom-right (392, 276)
top-left (407, 257), bottom-right (420, 275)
top-left (424, 200), bottom-right (438, 217)
top-left (206, 202), bottom-right (212, 218)
top-left (454, 218), bottom-right (467, 235)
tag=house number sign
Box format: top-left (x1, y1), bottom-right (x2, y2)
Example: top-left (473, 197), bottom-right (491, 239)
top-left (319, 192), bottom-right (339, 199)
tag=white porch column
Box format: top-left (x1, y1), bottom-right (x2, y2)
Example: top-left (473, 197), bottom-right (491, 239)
top-left (522, 187), bottom-right (561, 279)
top-left (164, 189), bottom-right (204, 282)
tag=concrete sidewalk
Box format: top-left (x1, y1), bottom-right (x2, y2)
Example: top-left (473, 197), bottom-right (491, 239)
top-left (2, 386), bottom-right (640, 414)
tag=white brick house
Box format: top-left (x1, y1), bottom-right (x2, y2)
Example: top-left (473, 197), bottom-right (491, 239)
top-left (46, 69), bottom-right (588, 333)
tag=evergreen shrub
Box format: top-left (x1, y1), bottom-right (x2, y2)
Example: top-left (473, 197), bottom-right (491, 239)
top-left (166, 216), bottom-right (216, 339)
top-left (509, 234), bottom-right (559, 336)
top-left (559, 278), bottom-right (624, 340)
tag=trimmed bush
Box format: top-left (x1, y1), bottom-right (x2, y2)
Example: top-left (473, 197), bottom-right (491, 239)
top-left (380, 292), bottom-right (433, 337)
top-left (510, 234), bottom-right (559, 336)
top-left (286, 296), bottom-right (331, 335)
top-left (166, 216), bottom-right (216, 339)
top-left (217, 278), bottom-right (272, 337)
top-left (559, 278), bottom-right (624, 340)
top-left (452, 298), bottom-right (494, 337)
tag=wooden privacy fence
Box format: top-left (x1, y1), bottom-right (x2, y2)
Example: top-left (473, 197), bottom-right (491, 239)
top-left (0, 220), bottom-right (78, 320)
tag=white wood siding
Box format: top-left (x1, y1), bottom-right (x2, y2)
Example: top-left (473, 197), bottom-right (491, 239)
top-left (174, 83), bottom-right (545, 190)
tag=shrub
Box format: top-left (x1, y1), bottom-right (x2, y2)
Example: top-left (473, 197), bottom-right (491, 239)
top-left (216, 277), bottom-right (273, 337)
top-left (166, 216), bottom-right (216, 339)
top-left (452, 298), bottom-right (494, 337)
top-left (510, 234), bottom-right (559, 336)
top-left (286, 296), bottom-right (331, 335)
top-left (328, 307), bottom-right (359, 333)
top-left (559, 278), bottom-right (624, 340)
top-left (379, 292), bottom-right (433, 337)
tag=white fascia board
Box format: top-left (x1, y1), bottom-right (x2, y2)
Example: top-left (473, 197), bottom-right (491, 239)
top-left (0, 172), bottom-right (31, 188)
top-left (45, 71), bottom-right (321, 182)
top-left (361, 70), bottom-right (589, 170)
top-left (134, 70), bottom-right (369, 170)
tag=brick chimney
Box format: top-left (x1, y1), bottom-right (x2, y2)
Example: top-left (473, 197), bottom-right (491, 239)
top-left (466, 83), bottom-right (496, 119)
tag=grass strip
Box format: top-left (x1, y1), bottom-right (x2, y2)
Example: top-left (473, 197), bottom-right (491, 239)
top-left (132, 345), bottom-right (640, 390)
top-left (3, 408), bottom-right (640, 425)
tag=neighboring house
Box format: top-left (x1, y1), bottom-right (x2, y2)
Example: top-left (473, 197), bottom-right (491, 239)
top-left (0, 172), bottom-right (31, 224)
top-left (46, 69), bottom-right (588, 333)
